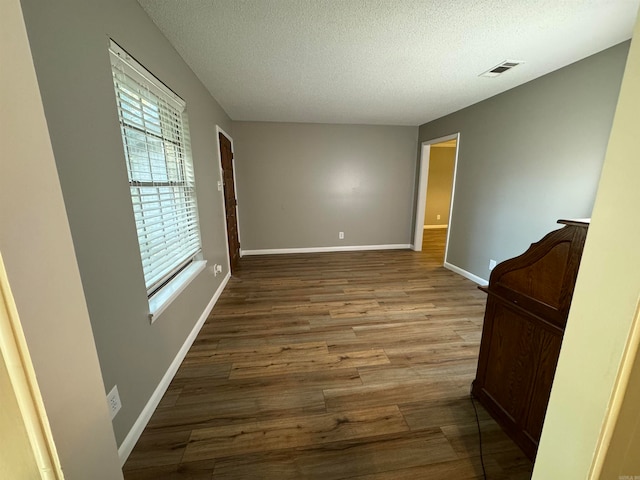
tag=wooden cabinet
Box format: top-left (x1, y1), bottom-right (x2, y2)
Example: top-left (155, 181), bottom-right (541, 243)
top-left (472, 219), bottom-right (589, 460)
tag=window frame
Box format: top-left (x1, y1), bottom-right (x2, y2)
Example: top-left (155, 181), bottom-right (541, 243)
top-left (109, 40), bottom-right (206, 321)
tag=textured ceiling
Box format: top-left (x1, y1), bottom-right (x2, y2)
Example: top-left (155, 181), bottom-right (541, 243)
top-left (137, 0), bottom-right (639, 126)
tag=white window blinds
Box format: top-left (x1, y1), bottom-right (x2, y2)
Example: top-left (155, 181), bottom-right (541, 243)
top-left (109, 41), bottom-right (202, 296)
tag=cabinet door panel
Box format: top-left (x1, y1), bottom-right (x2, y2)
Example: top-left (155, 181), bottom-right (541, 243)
top-left (482, 301), bottom-right (537, 423)
top-left (524, 330), bottom-right (563, 441)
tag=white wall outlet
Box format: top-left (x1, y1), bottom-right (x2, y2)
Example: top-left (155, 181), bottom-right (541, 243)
top-left (338, 231), bottom-right (344, 239)
top-left (489, 259), bottom-right (497, 271)
top-left (211, 263), bottom-right (223, 276)
top-left (106, 385), bottom-right (121, 420)
top-left (217, 180), bottom-right (223, 191)
top-left (437, 214), bottom-right (441, 220)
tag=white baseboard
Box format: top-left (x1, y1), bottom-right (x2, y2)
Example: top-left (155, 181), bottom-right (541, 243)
top-left (423, 224), bottom-right (448, 229)
top-left (117, 272), bottom-right (231, 465)
top-left (242, 244), bottom-right (412, 256)
top-left (444, 262), bottom-right (488, 286)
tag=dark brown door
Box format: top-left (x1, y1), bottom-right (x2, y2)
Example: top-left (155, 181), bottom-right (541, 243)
top-left (219, 132), bottom-right (240, 272)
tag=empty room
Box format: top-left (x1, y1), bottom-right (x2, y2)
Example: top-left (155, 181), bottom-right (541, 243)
top-left (3, 0), bottom-right (640, 479)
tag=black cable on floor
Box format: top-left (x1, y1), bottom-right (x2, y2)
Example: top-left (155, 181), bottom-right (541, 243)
top-left (470, 388), bottom-right (488, 480)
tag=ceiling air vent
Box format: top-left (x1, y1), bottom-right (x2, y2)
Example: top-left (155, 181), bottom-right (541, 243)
top-left (480, 60), bottom-right (524, 78)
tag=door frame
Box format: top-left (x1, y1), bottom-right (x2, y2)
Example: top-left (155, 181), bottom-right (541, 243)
top-left (0, 252), bottom-right (63, 478)
top-left (412, 132), bottom-right (460, 263)
top-left (215, 126), bottom-right (242, 268)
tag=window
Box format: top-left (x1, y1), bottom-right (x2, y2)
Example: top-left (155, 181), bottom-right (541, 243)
top-left (109, 41), bottom-right (203, 305)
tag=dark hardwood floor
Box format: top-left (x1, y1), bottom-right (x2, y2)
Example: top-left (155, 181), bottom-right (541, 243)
top-left (123, 229), bottom-right (533, 479)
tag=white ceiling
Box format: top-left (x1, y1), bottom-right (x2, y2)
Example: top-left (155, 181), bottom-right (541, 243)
top-left (137, 0), bottom-right (639, 126)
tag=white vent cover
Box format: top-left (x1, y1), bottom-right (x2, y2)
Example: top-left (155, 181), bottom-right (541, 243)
top-left (480, 60), bottom-right (524, 78)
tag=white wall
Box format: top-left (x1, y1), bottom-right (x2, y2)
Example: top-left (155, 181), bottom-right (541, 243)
top-left (0, 0), bottom-right (122, 476)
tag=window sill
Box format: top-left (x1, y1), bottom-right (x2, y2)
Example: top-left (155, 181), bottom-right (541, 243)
top-left (148, 260), bottom-right (207, 323)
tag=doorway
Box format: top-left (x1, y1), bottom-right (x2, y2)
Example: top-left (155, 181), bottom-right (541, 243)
top-left (413, 133), bottom-right (460, 265)
top-left (216, 127), bottom-right (241, 272)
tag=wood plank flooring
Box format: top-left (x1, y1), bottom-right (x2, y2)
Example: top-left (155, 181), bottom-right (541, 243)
top-left (123, 230), bottom-right (533, 479)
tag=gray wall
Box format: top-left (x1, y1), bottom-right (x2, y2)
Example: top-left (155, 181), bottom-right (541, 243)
top-left (20, 0), bottom-right (232, 447)
top-left (1, 0), bottom-right (122, 476)
top-left (419, 42), bottom-right (629, 281)
top-left (232, 122), bottom-right (418, 251)
top-left (424, 147), bottom-right (455, 226)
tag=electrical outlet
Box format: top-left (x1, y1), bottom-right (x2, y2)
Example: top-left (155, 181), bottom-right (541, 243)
top-left (437, 214), bottom-right (441, 220)
top-left (210, 264), bottom-right (224, 277)
top-left (489, 259), bottom-right (497, 271)
top-left (106, 385), bottom-right (121, 420)
top-left (338, 232), bottom-right (344, 240)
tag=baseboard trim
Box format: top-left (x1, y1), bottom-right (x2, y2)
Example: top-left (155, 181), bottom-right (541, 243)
top-left (242, 244), bottom-right (412, 255)
top-left (423, 224), bottom-right (448, 229)
top-left (117, 271), bottom-right (231, 466)
top-left (444, 262), bottom-right (488, 286)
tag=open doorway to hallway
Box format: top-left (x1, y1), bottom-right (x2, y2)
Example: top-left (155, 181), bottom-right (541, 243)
top-left (422, 138), bottom-right (456, 263)
top-left (413, 134), bottom-right (459, 266)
